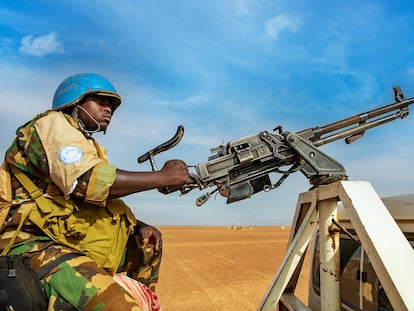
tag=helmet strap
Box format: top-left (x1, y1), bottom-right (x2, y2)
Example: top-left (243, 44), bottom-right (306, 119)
top-left (72, 106), bottom-right (101, 136)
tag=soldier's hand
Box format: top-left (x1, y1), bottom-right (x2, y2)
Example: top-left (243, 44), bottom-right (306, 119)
top-left (138, 223), bottom-right (163, 254)
top-left (159, 159), bottom-right (193, 187)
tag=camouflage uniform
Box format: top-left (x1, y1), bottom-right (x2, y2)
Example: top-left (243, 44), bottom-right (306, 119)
top-left (0, 111), bottom-right (161, 310)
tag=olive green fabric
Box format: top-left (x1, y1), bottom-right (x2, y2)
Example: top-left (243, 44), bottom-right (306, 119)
top-left (8, 165), bottom-right (136, 274)
top-left (28, 196), bottom-right (136, 274)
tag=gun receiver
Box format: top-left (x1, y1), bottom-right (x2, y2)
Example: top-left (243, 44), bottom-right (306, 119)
top-left (138, 86), bottom-right (413, 206)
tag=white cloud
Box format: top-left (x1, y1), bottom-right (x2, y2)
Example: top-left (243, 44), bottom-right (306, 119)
top-left (19, 32), bottom-right (64, 57)
top-left (265, 14), bottom-right (299, 40)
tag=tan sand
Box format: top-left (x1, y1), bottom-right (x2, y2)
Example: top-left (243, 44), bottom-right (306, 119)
top-left (156, 226), bottom-right (310, 311)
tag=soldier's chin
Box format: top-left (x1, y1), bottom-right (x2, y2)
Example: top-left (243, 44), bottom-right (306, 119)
top-left (99, 121), bottom-right (110, 131)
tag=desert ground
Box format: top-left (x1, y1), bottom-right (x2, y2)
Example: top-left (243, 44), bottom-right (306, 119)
top-left (156, 226), bottom-right (310, 311)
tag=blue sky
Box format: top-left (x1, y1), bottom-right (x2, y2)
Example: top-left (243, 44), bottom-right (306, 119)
top-left (1, 1), bottom-right (413, 226)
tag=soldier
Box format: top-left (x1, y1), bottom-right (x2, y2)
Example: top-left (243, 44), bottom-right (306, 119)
top-left (0, 73), bottom-right (193, 310)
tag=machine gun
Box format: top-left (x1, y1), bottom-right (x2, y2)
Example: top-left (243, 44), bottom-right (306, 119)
top-left (138, 86), bottom-right (413, 206)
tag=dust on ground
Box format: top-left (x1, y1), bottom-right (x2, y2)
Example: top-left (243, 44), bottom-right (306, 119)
top-left (156, 226), bottom-right (310, 311)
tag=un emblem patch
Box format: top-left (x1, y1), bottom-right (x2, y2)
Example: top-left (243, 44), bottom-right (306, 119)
top-left (59, 145), bottom-right (83, 164)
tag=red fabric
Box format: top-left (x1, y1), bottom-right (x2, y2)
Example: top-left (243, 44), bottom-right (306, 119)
top-left (113, 273), bottom-right (162, 311)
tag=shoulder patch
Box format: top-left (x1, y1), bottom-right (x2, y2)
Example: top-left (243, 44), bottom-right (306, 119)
top-left (59, 145), bottom-right (83, 164)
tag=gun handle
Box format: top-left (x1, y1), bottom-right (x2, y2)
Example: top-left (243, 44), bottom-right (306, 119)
top-left (137, 126), bottom-right (185, 164)
top-left (345, 131), bottom-right (364, 144)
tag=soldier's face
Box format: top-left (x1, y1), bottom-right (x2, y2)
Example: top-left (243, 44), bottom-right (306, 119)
top-left (78, 96), bottom-right (113, 131)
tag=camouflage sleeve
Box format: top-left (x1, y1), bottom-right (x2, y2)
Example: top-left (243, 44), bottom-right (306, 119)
top-left (71, 163), bottom-right (117, 206)
top-left (5, 113), bottom-right (51, 181)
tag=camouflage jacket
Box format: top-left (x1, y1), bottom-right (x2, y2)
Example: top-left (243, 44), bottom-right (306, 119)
top-left (0, 110), bottom-right (118, 251)
top-left (4, 110), bottom-right (117, 203)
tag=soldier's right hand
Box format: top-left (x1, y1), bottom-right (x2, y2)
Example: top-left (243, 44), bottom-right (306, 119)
top-left (158, 159), bottom-right (193, 188)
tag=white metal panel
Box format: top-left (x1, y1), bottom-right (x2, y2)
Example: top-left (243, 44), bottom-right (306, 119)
top-left (258, 181), bottom-right (414, 311)
top-left (338, 181), bottom-right (414, 311)
top-left (258, 198), bottom-right (318, 311)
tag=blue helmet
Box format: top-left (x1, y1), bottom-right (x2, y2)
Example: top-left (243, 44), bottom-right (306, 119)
top-left (52, 73), bottom-right (121, 111)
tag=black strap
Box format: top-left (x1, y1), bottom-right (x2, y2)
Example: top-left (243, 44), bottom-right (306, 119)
top-left (36, 253), bottom-right (80, 279)
top-left (0, 288), bottom-right (12, 311)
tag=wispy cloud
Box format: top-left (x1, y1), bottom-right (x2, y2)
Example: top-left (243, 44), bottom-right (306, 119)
top-left (264, 14), bottom-right (300, 40)
top-left (19, 32), bottom-right (64, 57)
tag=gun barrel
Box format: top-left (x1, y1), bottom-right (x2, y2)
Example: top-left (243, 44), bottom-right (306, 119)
top-left (318, 98), bottom-right (414, 135)
top-left (299, 96), bottom-right (414, 145)
top-left (313, 109), bottom-right (409, 146)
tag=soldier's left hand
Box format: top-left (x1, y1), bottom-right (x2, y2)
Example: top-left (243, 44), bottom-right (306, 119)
top-left (138, 224), bottom-right (163, 254)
